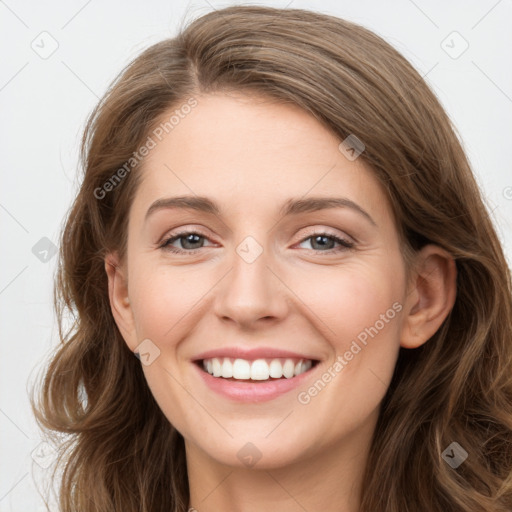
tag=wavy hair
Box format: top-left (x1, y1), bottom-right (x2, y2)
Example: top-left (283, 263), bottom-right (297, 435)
top-left (30, 5), bottom-right (512, 511)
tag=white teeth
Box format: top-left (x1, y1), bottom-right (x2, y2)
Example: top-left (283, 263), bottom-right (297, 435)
top-left (212, 358), bottom-right (222, 377)
top-left (269, 359), bottom-right (283, 378)
top-left (221, 358), bottom-right (233, 378)
top-left (250, 359), bottom-right (269, 380)
top-left (232, 358), bottom-right (251, 379)
top-left (282, 359), bottom-right (295, 379)
top-left (201, 357), bottom-right (315, 380)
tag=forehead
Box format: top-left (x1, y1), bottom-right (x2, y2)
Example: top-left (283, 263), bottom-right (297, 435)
top-left (131, 92), bottom-right (393, 225)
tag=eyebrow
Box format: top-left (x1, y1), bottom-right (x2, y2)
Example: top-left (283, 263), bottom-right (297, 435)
top-left (144, 195), bottom-right (377, 226)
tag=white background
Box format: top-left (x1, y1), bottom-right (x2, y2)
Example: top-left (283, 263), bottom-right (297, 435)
top-left (1, 0), bottom-right (511, 510)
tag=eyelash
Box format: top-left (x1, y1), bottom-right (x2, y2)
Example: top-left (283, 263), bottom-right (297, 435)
top-left (159, 230), bottom-right (355, 255)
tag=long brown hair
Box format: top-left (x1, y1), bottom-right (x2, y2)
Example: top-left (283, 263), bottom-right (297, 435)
top-left (30, 5), bottom-right (512, 511)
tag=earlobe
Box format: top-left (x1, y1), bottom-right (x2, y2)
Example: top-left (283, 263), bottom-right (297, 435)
top-left (104, 252), bottom-right (137, 350)
top-left (400, 245), bottom-right (457, 349)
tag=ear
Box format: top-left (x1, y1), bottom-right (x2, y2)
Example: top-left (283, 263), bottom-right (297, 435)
top-left (104, 251), bottom-right (138, 351)
top-left (400, 244), bottom-right (457, 349)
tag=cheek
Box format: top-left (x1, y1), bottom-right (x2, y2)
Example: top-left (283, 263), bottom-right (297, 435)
top-left (305, 264), bottom-right (403, 398)
top-left (128, 263), bottom-right (210, 341)
top-left (295, 269), bottom-right (403, 439)
top-left (126, 264), bottom-right (204, 433)
top-left (297, 263), bottom-right (402, 345)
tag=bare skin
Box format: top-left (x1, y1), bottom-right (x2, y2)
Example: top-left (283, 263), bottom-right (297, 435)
top-left (105, 92), bottom-right (456, 511)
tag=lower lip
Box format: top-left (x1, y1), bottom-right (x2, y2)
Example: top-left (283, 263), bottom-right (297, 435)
top-left (193, 362), bottom-right (319, 403)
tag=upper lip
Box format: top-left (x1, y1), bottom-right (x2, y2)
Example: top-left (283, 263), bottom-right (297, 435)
top-left (193, 347), bottom-right (320, 362)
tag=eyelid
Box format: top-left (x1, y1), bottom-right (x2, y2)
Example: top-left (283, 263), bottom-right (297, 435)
top-left (296, 226), bottom-right (354, 244)
top-left (159, 225), bottom-right (355, 256)
top-left (158, 225), bottom-right (353, 245)
top-left (158, 230), bottom-right (216, 252)
top-left (157, 225), bottom-right (212, 245)
top-left (294, 230), bottom-right (355, 253)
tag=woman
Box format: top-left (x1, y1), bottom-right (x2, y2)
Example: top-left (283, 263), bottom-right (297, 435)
top-left (30, 5), bottom-right (512, 511)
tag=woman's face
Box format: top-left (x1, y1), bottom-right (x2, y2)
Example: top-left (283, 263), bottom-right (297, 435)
top-left (109, 92), bottom-right (413, 469)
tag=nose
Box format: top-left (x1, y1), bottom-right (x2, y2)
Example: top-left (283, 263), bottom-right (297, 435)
top-left (213, 243), bottom-right (289, 330)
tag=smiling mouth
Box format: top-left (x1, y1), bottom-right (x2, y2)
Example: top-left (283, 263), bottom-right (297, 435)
top-left (196, 357), bottom-right (320, 382)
